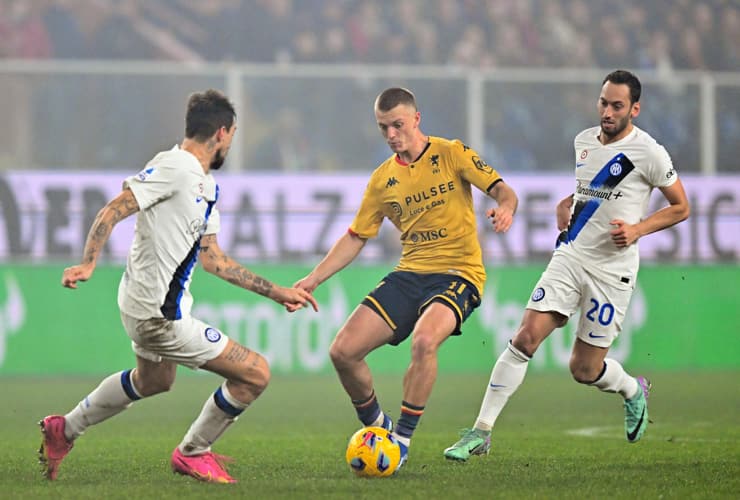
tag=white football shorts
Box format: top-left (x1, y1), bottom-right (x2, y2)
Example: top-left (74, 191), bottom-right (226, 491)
top-left (526, 253), bottom-right (634, 348)
top-left (120, 311), bottom-right (229, 369)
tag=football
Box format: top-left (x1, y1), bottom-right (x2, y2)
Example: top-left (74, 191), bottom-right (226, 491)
top-left (345, 426), bottom-right (401, 477)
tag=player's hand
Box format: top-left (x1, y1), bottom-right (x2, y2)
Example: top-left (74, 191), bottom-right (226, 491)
top-left (486, 206), bottom-right (513, 233)
top-left (293, 274), bottom-right (320, 294)
top-left (274, 286), bottom-right (319, 312)
top-left (609, 219), bottom-right (640, 247)
top-left (61, 263), bottom-right (94, 289)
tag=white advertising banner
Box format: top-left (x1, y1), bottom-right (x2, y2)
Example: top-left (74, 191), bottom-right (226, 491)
top-left (0, 172), bottom-right (737, 263)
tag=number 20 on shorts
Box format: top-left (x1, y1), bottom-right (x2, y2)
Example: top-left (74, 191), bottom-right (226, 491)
top-left (586, 299), bottom-right (615, 326)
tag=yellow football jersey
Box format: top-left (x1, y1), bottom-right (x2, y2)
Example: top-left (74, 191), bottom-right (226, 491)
top-left (350, 136), bottom-right (502, 293)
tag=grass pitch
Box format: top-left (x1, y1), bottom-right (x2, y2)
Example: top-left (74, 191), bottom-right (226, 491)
top-left (2, 371), bottom-right (738, 499)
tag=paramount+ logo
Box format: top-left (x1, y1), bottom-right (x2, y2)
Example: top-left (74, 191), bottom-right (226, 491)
top-left (409, 228), bottom-right (448, 243)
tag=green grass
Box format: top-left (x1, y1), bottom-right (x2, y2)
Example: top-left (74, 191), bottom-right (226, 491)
top-left (2, 371), bottom-right (738, 499)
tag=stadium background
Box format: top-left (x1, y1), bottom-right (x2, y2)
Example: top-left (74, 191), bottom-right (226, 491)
top-left (0, 0), bottom-right (738, 377)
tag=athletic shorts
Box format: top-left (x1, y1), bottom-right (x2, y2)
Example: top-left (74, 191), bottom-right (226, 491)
top-left (120, 311), bottom-right (229, 369)
top-left (526, 253), bottom-right (634, 348)
top-left (362, 271), bottom-right (481, 346)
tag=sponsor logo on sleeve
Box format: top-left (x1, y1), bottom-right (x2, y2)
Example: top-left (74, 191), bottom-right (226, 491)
top-left (471, 156), bottom-right (493, 174)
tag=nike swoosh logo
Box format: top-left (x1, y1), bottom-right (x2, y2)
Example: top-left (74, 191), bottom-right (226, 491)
top-left (588, 332), bottom-right (606, 338)
top-left (489, 383), bottom-right (506, 389)
top-left (576, 162), bottom-right (586, 168)
top-left (195, 197), bottom-right (203, 203)
top-left (627, 407), bottom-right (645, 441)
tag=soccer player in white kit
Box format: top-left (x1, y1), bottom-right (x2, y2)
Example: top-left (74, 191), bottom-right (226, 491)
top-left (38, 89), bottom-right (318, 483)
top-left (444, 70), bottom-right (690, 461)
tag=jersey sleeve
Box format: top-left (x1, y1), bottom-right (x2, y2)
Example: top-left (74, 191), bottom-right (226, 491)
top-left (123, 164), bottom-right (177, 210)
top-left (205, 206), bottom-right (220, 235)
top-left (349, 179), bottom-right (384, 239)
top-left (645, 143), bottom-right (677, 188)
top-left (452, 140), bottom-right (502, 192)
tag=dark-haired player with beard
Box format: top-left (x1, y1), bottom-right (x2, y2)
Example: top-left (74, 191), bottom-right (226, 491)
top-left (444, 70), bottom-right (690, 461)
top-left (39, 89), bottom-right (317, 483)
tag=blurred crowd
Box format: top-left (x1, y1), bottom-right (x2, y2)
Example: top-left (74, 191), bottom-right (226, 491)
top-left (1, 0), bottom-right (738, 71)
top-left (0, 0), bottom-right (738, 174)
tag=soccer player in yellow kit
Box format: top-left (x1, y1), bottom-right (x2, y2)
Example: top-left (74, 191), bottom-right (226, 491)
top-left (294, 87), bottom-right (518, 470)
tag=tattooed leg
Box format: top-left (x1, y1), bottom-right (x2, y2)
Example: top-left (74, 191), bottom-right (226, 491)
top-left (202, 338), bottom-right (271, 405)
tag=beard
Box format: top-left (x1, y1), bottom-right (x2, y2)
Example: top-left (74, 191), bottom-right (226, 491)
top-left (600, 115), bottom-right (630, 140)
top-left (210, 149), bottom-right (226, 170)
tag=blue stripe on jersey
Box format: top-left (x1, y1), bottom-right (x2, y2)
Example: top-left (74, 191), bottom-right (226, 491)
top-left (560, 153), bottom-right (635, 245)
top-left (213, 387), bottom-right (244, 417)
top-left (120, 369), bottom-right (141, 401)
top-left (566, 198), bottom-right (601, 243)
top-left (591, 153), bottom-right (635, 189)
top-left (159, 186), bottom-right (219, 320)
top-left (160, 241), bottom-right (200, 320)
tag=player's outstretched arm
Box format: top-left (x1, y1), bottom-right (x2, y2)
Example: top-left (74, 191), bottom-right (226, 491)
top-left (199, 234), bottom-right (318, 312)
top-left (485, 181), bottom-right (518, 233)
top-left (62, 188), bottom-right (140, 289)
top-left (293, 231), bottom-right (367, 294)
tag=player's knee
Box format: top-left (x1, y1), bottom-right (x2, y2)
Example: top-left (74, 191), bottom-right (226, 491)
top-left (249, 355), bottom-right (271, 395)
top-left (233, 354), bottom-right (270, 397)
top-left (409, 329), bottom-right (440, 360)
top-left (511, 330), bottom-right (538, 358)
top-left (329, 344), bottom-right (342, 367)
top-left (329, 334), bottom-right (354, 367)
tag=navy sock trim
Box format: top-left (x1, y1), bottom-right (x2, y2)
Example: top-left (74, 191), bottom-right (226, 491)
top-left (401, 400), bottom-right (425, 412)
top-left (351, 390), bottom-right (375, 407)
top-left (396, 401), bottom-right (425, 439)
top-left (120, 369), bottom-right (141, 401)
top-left (352, 390), bottom-right (382, 426)
top-left (213, 387), bottom-right (244, 417)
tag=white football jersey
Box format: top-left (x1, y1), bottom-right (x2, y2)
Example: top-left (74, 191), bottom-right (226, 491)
top-left (117, 145), bottom-right (220, 320)
top-left (555, 125), bottom-right (677, 285)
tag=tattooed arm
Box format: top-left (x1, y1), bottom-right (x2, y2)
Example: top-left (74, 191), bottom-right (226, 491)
top-left (62, 188), bottom-right (140, 289)
top-left (199, 234), bottom-right (318, 311)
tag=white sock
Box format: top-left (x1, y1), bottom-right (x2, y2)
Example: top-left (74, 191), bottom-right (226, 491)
top-left (474, 342), bottom-right (530, 432)
top-left (393, 433), bottom-right (410, 448)
top-left (64, 369), bottom-right (141, 441)
top-left (590, 358), bottom-right (639, 399)
top-left (178, 383), bottom-right (249, 456)
top-left (370, 412), bottom-right (385, 428)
